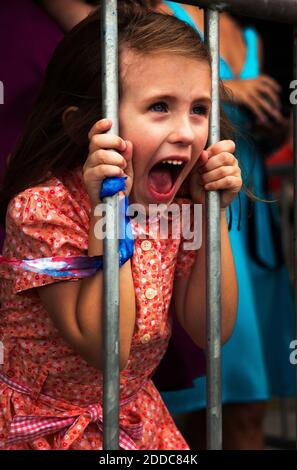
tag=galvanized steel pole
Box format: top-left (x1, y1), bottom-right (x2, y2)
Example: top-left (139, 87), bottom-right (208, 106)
top-left (101, 0), bottom-right (120, 450)
top-left (172, 0), bottom-right (297, 24)
top-left (204, 9), bottom-right (222, 450)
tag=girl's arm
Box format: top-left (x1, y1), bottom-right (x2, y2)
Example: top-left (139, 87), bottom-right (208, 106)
top-left (37, 118), bottom-right (135, 371)
top-left (173, 139), bottom-right (241, 349)
top-left (37, 210), bottom-right (136, 371)
top-left (173, 208), bottom-right (237, 349)
top-left (40, 0), bottom-right (97, 32)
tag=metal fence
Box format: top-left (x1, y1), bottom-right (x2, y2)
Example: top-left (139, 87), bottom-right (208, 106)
top-left (101, 0), bottom-right (297, 450)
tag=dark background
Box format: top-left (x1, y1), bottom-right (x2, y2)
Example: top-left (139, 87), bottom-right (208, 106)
top-left (84, 2), bottom-right (294, 116)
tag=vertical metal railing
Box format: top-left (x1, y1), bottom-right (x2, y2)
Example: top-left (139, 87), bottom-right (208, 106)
top-left (101, 0), bottom-right (120, 450)
top-left (100, 0), bottom-right (297, 451)
top-left (179, 0), bottom-right (297, 24)
top-left (293, 24), bottom-right (297, 450)
top-left (204, 8), bottom-right (222, 450)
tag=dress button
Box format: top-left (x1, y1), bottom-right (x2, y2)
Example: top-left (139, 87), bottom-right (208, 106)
top-left (141, 240), bottom-right (152, 251)
top-left (145, 288), bottom-right (157, 300)
top-left (140, 333), bottom-right (151, 344)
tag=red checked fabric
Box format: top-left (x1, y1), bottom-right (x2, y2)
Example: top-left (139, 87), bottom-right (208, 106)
top-left (0, 168), bottom-right (197, 450)
top-left (0, 372), bottom-right (143, 450)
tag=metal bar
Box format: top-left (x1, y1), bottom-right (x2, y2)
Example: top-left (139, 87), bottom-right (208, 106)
top-left (101, 0), bottom-right (120, 450)
top-left (204, 9), bottom-right (222, 451)
top-left (293, 24), bottom-right (297, 451)
top-left (171, 0), bottom-right (297, 24)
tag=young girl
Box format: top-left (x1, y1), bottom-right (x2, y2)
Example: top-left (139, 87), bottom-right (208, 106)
top-left (0, 5), bottom-right (241, 450)
top-left (152, 2), bottom-right (294, 451)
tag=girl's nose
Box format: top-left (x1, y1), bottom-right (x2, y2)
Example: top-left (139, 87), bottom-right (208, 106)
top-left (167, 118), bottom-right (195, 146)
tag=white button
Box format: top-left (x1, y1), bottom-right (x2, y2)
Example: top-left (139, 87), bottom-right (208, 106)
top-left (145, 288), bottom-right (157, 300)
top-left (140, 333), bottom-right (151, 344)
top-left (141, 240), bottom-right (152, 251)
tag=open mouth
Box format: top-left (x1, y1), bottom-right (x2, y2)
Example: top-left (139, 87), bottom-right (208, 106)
top-left (147, 159), bottom-right (186, 200)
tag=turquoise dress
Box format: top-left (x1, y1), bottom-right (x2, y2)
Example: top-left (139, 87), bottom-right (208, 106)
top-left (159, 1), bottom-right (295, 412)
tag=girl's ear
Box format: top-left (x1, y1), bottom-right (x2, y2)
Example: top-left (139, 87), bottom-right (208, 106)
top-left (62, 106), bottom-right (79, 129)
top-left (62, 106), bottom-right (82, 144)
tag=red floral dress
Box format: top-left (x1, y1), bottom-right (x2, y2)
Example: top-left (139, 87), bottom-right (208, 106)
top-left (0, 168), bottom-right (196, 450)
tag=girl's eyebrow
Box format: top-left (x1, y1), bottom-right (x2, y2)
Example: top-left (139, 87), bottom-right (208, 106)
top-left (142, 93), bottom-right (212, 105)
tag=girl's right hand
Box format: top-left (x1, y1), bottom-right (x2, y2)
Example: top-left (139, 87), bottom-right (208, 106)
top-left (83, 118), bottom-right (133, 206)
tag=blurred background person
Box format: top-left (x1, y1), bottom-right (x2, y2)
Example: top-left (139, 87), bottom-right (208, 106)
top-left (150, 1), bottom-right (295, 450)
top-left (0, 0), bottom-right (97, 250)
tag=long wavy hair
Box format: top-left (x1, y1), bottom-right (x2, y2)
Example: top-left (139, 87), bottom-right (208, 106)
top-left (0, 1), bottom-right (232, 226)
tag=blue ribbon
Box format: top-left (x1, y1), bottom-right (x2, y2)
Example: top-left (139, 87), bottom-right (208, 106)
top-left (100, 176), bottom-right (134, 268)
top-left (0, 177), bottom-right (134, 279)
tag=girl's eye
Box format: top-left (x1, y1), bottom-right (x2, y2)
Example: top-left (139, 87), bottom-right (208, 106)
top-left (150, 102), bottom-right (168, 112)
top-left (149, 102), bottom-right (209, 115)
top-left (192, 105), bottom-right (209, 116)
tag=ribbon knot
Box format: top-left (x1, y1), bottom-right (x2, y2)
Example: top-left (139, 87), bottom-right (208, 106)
top-left (87, 403), bottom-right (102, 423)
top-left (1, 373), bottom-right (143, 450)
top-left (7, 404), bottom-right (142, 450)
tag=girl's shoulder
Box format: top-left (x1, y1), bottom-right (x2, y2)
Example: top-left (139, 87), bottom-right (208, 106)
top-left (2, 169), bottom-right (89, 292)
top-left (7, 167), bottom-right (90, 226)
top-left (9, 167), bottom-right (84, 203)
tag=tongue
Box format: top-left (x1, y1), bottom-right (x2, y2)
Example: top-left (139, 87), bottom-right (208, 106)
top-left (148, 165), bottom-right (173, 194)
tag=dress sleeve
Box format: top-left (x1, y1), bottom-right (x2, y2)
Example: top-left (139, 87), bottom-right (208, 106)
top-left (2, 184), bottom-right (89, 293)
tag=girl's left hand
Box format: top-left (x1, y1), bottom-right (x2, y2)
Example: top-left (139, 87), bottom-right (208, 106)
top-left (189, 140), bottom-right (242, 209)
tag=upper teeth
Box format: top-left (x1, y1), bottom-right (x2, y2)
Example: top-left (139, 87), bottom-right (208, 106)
top-left (162, 160), bottom-right (183, 165)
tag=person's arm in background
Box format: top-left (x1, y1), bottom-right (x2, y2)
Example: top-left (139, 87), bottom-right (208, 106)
top-left (181, 6), bottom-right (283, 126)
top-left (220, 28), bottom-right (283, 124)
top-left (40, 0), bottom-right (97, 32)
top-left (226, 35), bottom-right (290, 152)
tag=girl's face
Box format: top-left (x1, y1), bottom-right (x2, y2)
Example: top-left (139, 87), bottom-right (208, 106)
top-left (119, 49), bottom-right (211, 208)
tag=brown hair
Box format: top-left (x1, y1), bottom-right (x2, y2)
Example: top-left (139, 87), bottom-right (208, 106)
top-left (0, 2), bottom-right (213, 225)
